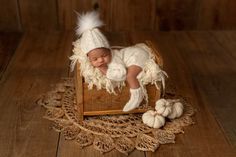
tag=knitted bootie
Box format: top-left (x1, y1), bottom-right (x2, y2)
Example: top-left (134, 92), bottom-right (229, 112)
top-left (123, 87), bottom-right (144, 112)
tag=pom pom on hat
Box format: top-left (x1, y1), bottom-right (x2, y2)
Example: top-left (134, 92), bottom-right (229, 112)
top-left (76, 11), bottom-right (104, 36)
top-left (76, 11), bottom-right (110, 54)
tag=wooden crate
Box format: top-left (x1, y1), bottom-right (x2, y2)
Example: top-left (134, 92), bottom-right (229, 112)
top-left (75, 41), bottom-right (163, 121)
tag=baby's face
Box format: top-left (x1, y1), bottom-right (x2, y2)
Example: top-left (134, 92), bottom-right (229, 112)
top-left (87, 48), bottom-right (112, 68)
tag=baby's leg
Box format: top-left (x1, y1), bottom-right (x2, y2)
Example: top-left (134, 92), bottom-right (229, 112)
top-left (126, 65), bottom-right (142, 89)
top-left (123, 65), bottom-right (144, 112)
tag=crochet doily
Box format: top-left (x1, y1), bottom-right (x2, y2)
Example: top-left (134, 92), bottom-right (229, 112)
top-left (38, 78), bottom-right (195, 155)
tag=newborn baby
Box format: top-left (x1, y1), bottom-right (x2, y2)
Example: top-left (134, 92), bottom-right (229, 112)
top-left (70, 11), bottom-right (158, 112)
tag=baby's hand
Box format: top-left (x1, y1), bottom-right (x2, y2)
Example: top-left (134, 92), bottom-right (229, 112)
top-left (97, 65), bottom-right (108, 75)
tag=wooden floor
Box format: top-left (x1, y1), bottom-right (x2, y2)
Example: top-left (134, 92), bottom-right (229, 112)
top-left (0, 32), bottom-right (21, 79)
top-left (0, 31), bottom-right (236, 157)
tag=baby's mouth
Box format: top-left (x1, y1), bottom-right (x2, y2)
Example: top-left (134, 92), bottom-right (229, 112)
top-left (98, 63), bottom-right (105, 67)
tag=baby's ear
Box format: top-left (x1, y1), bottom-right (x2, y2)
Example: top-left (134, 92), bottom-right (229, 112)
top-left (87, 51), bottom-right (92, 57)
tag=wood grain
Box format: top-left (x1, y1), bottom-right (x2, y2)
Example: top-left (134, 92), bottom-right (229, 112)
top-left (57, 0), bottom-right (95, 30)
top-left (223, 1), bottom-right (236, 29)
top-left (57, 0), bottom-right (74, 30)
top-left (98, 0), bottom-right (112, 31)
top-left (83, 84), bottom-right (159, 115)
top-left (131, 31), bottom-right (235, 156)
top-left (0, 0), bottom-right (21, 31)
top-left (0, 31), bottom-right (72, 157)
top-left (181, 31), bottom-right (236, 147)
top-left (197, 0), bottom-right (233, 29)
top-left (155, 0), bottom-right (200, 30)
top-left (57, 138), bottom-right (145, 157)
top-left (111, 0), bottom-right (156, 31)
top-left (18, 0), bottom-right (58, 30)
top-left (75, 63), bottom-right (84, 121)
top-left (0, 32), bottom-right (22, 79)
top-left (1, 0), bottom-right (236, 31)
top-left (56, 0), bottom-right (236, 31)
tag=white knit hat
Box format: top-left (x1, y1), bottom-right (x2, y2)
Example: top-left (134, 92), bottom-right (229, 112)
top-left (76, 11), bottom-right (110, 54)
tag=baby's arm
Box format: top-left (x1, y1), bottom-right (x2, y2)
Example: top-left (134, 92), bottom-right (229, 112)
top-left (105, 54), bottom-right (127, 81)
top-left (106, 63), bottom-right (127, 81)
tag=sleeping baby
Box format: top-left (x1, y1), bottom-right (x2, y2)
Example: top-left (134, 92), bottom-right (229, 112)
top-left (70, 11), bottom-right (166, 112)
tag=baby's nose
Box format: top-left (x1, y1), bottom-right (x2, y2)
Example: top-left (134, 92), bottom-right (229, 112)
top-left (98, 57), bottom-right (104, 62)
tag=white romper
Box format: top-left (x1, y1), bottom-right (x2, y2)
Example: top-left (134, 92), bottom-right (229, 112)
top-left (106, 44), bottom-right (150, 81)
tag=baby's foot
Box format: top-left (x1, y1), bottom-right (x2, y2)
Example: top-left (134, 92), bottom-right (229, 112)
top-left (123, 87), bottom-right (144, 112)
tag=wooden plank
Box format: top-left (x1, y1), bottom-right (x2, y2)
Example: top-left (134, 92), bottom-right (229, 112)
top-left (111, 0), bottom-right (156, 31)
top-left (75, 62), bottom-right (84, 121)
top-left (105, 31), bottom-right (132, 47)
top-left (218, 31), bottom-right (236, 60)
top-left (83, 84), bottom-right (158, 113)
top-left (57, 0), bottom-right (112, 31)
top-left (155, 0), bottom-right (200, 30)
top-left (130, 31), bottom-right (235, 156)
top-left (57, 0), bottom-right (74, 30)
top-left (2, 0), bottom-right (234, 31)
top-left (18, 0), bottom-right (58, 30)
top-left (98, 0), bottom-right (112, 31)
top-left (0, 32), bottom-right (22, 79)
top-left (0, 31), bottom-right (72, 157)
top-left (57, 0), bottom-right (95, 30)
top-left (84, 108), bottom-right (150, 116)
top-left (182, 31), bottom-right (236, 147)
top-left (57, 138), bottom-right (145, 157)
top-left (197, 0), bottom-right (228, 29)
top-left (57, 0), bottom-right (236, 31)
top-left (223, 1), bottom-right (236, 29)
top-left (0, 0), bottom-right (21, 31)
top-left (166, 31), bottom-right (235, 155)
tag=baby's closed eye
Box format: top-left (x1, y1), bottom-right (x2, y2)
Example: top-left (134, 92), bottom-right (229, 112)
top-left (90, 58), bottom-right (97, 61)
top-left (102, 53), bottom-right (108, 57)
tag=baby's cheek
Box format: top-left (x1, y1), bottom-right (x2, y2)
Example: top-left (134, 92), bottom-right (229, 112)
top-left (105, 57), bottom-right (111, 64)
top-left (90, 61), bottom-right (97, 67)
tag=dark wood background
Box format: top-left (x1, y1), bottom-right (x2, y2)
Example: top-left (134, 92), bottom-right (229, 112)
top-left (1, 0), bottom-right (236, 32)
